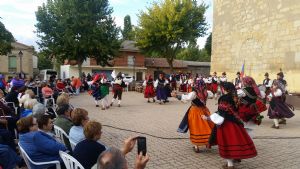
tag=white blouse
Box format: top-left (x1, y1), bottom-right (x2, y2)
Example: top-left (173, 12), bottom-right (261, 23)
top-left (210, 113), bottom-right (224, 125)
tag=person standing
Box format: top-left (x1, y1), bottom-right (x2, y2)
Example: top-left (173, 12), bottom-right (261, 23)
top-left (211, 72), bottom-right (218, 97)
top-left (234, 72), bottom-right (242, 89)
top-left (176, 78), bottom-right (214, 153)
top-left (262, 72), bottom-right (272, 103)
top-left (143, 75), bottom-right (156, 103)
top-left (100, 75), bottom-right (110, 110)
top-left (154, 73), bottom-right (168, 104)
top-left (202, 82), bottom-right (257, 169)
top-left (267, 79), bottom-right (294, 129)
top-left (111, 73), bottom-right (125, 107)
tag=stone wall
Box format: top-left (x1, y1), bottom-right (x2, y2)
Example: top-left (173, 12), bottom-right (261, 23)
top-left (211, 0), bottom-right (300, 93)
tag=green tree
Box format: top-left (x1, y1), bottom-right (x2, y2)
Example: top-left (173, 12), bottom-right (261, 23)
top-left (176, 44), bottom-right (210, 62)
top-left (37, 51), bottom-right (53, 70)
top-left (0, 19), bottom-right (15, 55)
top-left (122, 15), bottom-right (134, 40)
top-left (136, 0), bottom-right (207, 72)
top-left (205, 32), bottom-right (212, 56)
top-left (35, 0), bottom-right (120, 77)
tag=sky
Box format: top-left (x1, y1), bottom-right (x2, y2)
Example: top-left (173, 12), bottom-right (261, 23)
top-left (0, 0), bottom-right (213, 51)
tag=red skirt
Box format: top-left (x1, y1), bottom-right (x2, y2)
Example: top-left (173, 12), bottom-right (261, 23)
top-left (216, 121), bottom-right (257, 159)
top-left (211, 83), bottom-right (218, 93)
top-left (144, 85), bottom-right (155, 98)
top-left (180, 84), bottom-right (187, 92)
top-left (255, 99), bottom-right (267, 113)
top-left (206, 84), bottom-right (212, 91)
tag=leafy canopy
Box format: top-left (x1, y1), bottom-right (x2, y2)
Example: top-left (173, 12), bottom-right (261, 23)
top-left (0, 19), bottom-right (15, 55)
top-left (136, 0), bottom-right (207, 71)
top-left (35, 0), bottom-right (120, 76)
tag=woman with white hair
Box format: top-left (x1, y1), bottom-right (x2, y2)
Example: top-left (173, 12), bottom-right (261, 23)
top-left (20, 98), bottom-right (38, 118)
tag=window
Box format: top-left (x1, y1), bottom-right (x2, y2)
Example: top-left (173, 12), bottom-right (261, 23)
top-left (136, 72), bottom-right (143, 81)
top-left (127, 56), bottom-right (134, 67)
top-left (8, 56), bottom-right (17, 72)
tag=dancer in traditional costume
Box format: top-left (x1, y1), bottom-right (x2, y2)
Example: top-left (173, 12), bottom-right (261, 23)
top-left (202, 82), bottom-right (257, 169)
top-left (90, 75), bottom-right (101, 107)
top-left (237, 76), bottom-right (266, 138)
top-left (205, 75), bottom-right (213, 92)
top-left (176, 78), bottom-right (214, 153)
top-left (170, 74), bottom-right (177, 91)
top-left (211, 72), bottom-right (218, 97)
top-left (187, 76), bottom-right (194, 93)
top-left (111, 73), bottom-right (125, 107)
top-left (100, 75), bottom-right (110, 110)
top-left (219, 72), bottom-right (227, 96)
top-left (179, 75), bottom-right (187, 92)
top-left (263, 72), bottom-right (272, 103)
top-left (154, 73), bottom-right (168, 104)
top-left (143, 75), bottom-right (156, 103)
top-left (234, 72), bottom-right (242, 89)
top-left (267, 78), bottom-right (294, 129)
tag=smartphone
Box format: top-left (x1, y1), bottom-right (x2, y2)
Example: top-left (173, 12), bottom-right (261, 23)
top-left (137, 136), bottom-right (147, 156)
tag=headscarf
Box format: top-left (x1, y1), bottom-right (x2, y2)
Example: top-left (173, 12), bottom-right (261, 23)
top-left (193, 78), bottom-right (207, 103)
top-left (242, 76), bottom-right (261, 97)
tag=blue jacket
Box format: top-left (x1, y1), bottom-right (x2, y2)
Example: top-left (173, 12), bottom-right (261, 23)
top-left (19, 131), bottom-right (67, 169)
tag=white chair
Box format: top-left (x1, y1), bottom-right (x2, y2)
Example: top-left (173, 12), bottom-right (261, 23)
top-left (18, 143), bottom-right (61, 169)
top-left (69, 139), bottom-right (77, 151)
top-left (54, 125), bottom-right (69, 145)
top-left (59, 151), bottom-right (84, 169)
top-left (44, 96), bottom-right (56, 109)
top-left (6, 102), bottom-right (18, 115)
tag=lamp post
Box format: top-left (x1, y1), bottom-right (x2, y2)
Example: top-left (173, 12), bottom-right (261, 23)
top-left (18, 50), bottom-right (23, 73)
top-left (133, 56), bottom-right (136, 81)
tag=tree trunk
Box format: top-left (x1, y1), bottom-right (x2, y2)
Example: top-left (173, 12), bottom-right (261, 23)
top-left (166, 58), bottom-right (174, 73)
top-left (78, 61), bottom-right (83, 78)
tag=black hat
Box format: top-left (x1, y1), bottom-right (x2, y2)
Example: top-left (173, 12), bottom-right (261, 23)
top-left (277, 72), bottom-right (284, 78)
top-left (236, 72), bottom-right (241, 75)
top-left (264, 72), bottom-right (269, 77)
top-left (222, 72), bottom-right (226, 75)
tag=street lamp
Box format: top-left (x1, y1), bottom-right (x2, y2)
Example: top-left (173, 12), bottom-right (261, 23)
top-left (133, 56), bottom-right (136, 81)
top-left (18, 50), bottom-right (23, 73)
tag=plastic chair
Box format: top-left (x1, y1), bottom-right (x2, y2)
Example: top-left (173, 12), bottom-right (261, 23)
top-left (59, 151), bottom-right (84, 169)
top-left (54, 125), bottom-right (69, 145)
top-left (69, 139), bottom-right (77, 151)
top-left (18, 143), bottom-right (61, 169)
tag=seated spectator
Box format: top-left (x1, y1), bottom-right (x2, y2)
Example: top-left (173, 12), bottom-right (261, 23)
top-left (54, 104), bottom-right (73, 150)
top-left (41, 83), bottom-right (54, 98)
top-left (56, 93), bottom-right (74, 110)
top-left (69, 108), bottom-right (89, 144)
top-left (17, 116), bottom-right (67, 169)
top-left (10, 76), bottom-right (25, 89)
top-left (32, 103), bottom-right (47, 118)
top-left (94, 137), bottom-right (149, 169)
top-left (18, 89), bottom-right (35, 107)
top-left (21, 99), bottom-right (38, 118)
top-left (5, 86), bottom-right (19, 108)
top-left (56, 79), bottom-right (66, 92)
top-left (0, 93), bottom-right (18, 138)
top-left (37, 114), bottom-right (55, 138)
top-left (0, 144), bottom-right (22, 169)
top-left (73, 121), bottom-right (106, 169)
top-left (71, 77), bottom-right (82, 95)
top-left (0, 74), bottom-right (7, 95)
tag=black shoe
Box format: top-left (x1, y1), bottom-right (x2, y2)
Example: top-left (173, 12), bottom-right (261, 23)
top-left (147, 100), bottom-right (150, 103)
top-left (118, 104), bottom-right (121, 107)
top-left (153, 99), bottom-right (156, 102)
top-left (96, 105), bottom-right (99, 107)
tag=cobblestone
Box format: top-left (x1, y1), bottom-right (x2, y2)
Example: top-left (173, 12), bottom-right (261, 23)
top-left (70, 92), bottom-right (300, 169)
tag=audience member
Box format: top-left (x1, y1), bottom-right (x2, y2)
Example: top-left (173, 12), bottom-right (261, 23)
top-left (21, 99), bottom-right (38, 118)
top-left (69, 108), bottom-right (89, 144)
top-left (37, 114), bottom-right (55, 137)
top-left (17, 116), bottom-right (67, 169)
top-left (73, 121), bottom-right (106, 169)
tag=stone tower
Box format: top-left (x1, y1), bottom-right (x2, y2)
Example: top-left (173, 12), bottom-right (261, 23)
top-left (211, 0), bottom-right (300, 93)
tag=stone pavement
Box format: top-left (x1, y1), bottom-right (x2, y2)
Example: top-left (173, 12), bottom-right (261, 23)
top-left (70, 92), bottom-right (300, 169)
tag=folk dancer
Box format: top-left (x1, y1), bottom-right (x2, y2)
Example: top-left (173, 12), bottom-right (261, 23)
top-left (143, 75), bottom-right (156, 103)
top-left (234, 72), bottom-right (242, 89)
top-left (176, 78), bottom-right (214, 153)
top-left (262, 72), bottom-right (272, 103)
top-left (111, 73), bottom-right (126, 107)
top-left (267, 77), bottom-right (294, 129)
top-left (154, 74), bottom-right (168, 104)
top-left (202, 82), bottom-right (257, 169)
top-left (100, 75), bottom-right (110, 110)
top-left (90, 74), bottom-right (101, 107)
top-left (237, 76), bottom-right (266, 138)
top-left (211, 72), bottom-right (219, 98)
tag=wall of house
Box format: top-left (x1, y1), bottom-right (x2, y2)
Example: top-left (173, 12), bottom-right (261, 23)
top-left (211, 0), bottom-right (300, 93)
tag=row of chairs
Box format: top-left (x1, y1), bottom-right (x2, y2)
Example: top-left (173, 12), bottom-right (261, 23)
top-left (18, 125), bottom-right (84, 169)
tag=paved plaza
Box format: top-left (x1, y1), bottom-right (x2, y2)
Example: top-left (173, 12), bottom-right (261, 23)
top-left (70, 92), bottom-right (300, 169)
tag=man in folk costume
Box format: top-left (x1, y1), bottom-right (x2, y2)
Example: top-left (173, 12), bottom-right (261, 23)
top-left (262, 72), bottom-right (272, 103)
top-left (234, 72), bottom-right (242, 89)
top-left (143, 75), bottom-right (156, 103)
top-left (202, 82), bottom-right (257, 169)
top-left (267, 77), bottom-right (294, 129)
top-left (154, 73), bottom-right (168, 104)
top-left (169, 74), bottom-right (177, 91)
top-left (237, 76), bottom-right (266, 138)
top-left (100, 74), bottom-right (110, 110)
top-left (111, 72), bottom-right (126, 107)
top-left (175, 78), bottom-right (214, 153)
top-left (179, 74), bottom-right (187, 92)
top-left (211, 72), bottom-right (219, 98)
